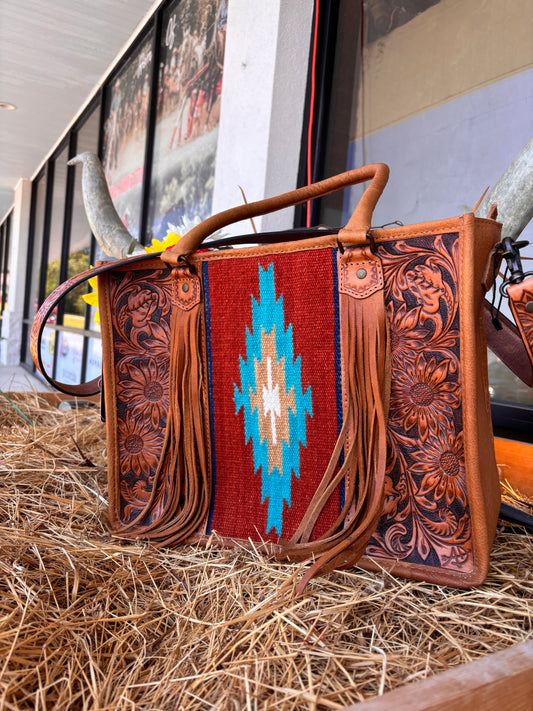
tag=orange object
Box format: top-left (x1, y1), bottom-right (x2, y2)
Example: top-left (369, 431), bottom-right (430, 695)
top-left (495, 436), bottom-right (533, 499)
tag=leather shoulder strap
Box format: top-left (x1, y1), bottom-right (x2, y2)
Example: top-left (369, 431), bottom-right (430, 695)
top-left (483, 270), bottom-right (533, 388)
top-left (484, 300), bottom-right (533, 387)
top-left (30, 252), bottom-right (162, 396)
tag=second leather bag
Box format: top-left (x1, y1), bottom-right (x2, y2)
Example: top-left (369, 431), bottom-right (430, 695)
top-left (34, 164), bottom-right (504, 591)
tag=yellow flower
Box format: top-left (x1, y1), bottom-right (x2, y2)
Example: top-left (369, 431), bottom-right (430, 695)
top-left (144, 231), bottom-right (181, 253)
top-left (82, 273), bottom-right (101, 324)
top-left (82, 231), bottom-right (182, 323)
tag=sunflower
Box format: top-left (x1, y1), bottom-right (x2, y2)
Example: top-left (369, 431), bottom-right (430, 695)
top-left (389, 353), bottom-right (460, 440)
top-left (118, 412), bottom-right (162, 479)
top-left (144, 230), bottom-right (182, 253)
top-left (117, 357), bottom-right (169, 428)
top-left (83, 274), bottom-right (100, 323)
top-left (83, 218), bottom-right (229, 323)
top-left (412, 430), bottom-right (467, 508)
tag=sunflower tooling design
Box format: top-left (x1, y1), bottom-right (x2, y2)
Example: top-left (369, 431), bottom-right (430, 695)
top-left (109, 269), bottom-right (173, 523)
top-left (234, 263), bottom-right (313, 535)
top-left (366, 233), bottom-right (471, 571)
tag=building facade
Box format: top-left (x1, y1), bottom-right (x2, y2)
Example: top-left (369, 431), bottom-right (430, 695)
top-left (1, 0), bottom-right (532, 428)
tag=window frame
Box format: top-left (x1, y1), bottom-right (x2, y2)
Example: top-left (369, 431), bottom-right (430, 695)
top-left (298, 0), bottom-right (533, 435)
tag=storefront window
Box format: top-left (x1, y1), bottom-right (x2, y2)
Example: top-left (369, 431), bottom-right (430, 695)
top-left (320, 0), bottom-right (533, 407)
top-left (75, 108), bottom-right (103, 342)
top-left (24, 104), bottom-right (102, 383)
top-left (55, 108), bottom-right (101, 386)
top-left (0, 212), bottom-right (11, 317)
top-left (85, 336), bottom-right (103, 382)
top-left (55, 331), bottom-right (85, 386)
top-left (147, 0), bottom-right (226, 240)
top-left (67, 108), bottom-right (100, 329)
top-left (44, 146), bottom-right (69, 301)
top-left (23, 173), bottom-right (47, 366)
top-left (101, 30), bottom-right (154, 242)
top-left (37, 146), bottom-right (70, 381)
top-left (22, 0), bottom-right (231, 384)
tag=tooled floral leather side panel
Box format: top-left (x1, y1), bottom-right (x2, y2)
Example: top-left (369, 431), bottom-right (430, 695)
top-left (107, 268), bottom-right (173, 525)
top-left (366, 232), bottom-right (472, 572)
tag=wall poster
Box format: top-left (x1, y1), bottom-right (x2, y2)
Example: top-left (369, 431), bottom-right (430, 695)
top-left (102, 31), bottom-right (154, 242)
top-left (147, 0), bottom-right (227, 240)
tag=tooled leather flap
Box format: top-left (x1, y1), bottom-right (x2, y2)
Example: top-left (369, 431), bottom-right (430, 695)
top-left (339, 246), bottom-right (384, 299)
top-left (171, 267), bottom-right (201, 310)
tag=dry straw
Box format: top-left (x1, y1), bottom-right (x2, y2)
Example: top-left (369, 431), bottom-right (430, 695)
top-left (0, 393), bottom-right (531, 710)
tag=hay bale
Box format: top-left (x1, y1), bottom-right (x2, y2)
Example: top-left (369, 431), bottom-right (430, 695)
top-left (0, 393), bottom-right (531, 709)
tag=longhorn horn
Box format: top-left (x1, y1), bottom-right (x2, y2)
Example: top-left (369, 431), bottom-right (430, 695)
top-left (475, 137), bottom-right (533, 240)
top-left (68, 151), bottom-right (145, 258)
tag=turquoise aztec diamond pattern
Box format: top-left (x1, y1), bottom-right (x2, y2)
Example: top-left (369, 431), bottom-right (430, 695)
top-left (234, 263), bottom-right (313, 535)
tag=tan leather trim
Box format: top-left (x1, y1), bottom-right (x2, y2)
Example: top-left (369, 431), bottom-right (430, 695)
top-left (457, 213), bottom-right (501, 583)
top-left (481, 243), bottom-right (502, 292)
top-left (102, 217), bottom-right (484, 274)
top-left (189, 215), bottom-right (496, 265)
top-left (171, 268), bottom-right (201, 310)
top-left (358, 555), bottom-right (490, 588)
top-left (97, 270), bottom-right (122, 530)
top-left (101, 257), bottom-right (169, 273)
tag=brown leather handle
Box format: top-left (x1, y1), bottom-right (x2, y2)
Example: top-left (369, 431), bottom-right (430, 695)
top-left (161, 163), bottom-right (390, 265)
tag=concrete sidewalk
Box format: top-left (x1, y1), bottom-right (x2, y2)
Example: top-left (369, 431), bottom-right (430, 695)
top-left (0, 365), bottom-right (51, 393)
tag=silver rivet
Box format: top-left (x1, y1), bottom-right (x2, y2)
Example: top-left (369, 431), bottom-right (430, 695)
top-left (182, 283), bottom-right (189, 293)
top-left (525, 300), bottom-right (533, 314)
top-left (356, 268), bottom-right (367, 279)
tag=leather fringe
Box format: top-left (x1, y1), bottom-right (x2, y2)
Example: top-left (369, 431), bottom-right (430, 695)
top-left (112, 257), bottom-right (390, 592)
top-left (111, 266), bottom-right (210, 546)
top-left (277, 281), bottom-right (390, 593)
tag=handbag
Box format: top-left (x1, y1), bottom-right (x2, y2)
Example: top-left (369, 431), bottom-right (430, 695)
top-left (31, 164), bottom-right (533, 591)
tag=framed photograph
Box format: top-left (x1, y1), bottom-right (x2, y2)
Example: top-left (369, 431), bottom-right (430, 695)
top-left (101, 31), bottom-right (154, 241)
top-left (147, 0), bottom-right (227, 240)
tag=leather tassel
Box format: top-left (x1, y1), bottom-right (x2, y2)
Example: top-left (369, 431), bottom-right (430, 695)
top-left (277, 246), bottom-right (390, 592)
top-left (112, 265), bottom-right (210, 546)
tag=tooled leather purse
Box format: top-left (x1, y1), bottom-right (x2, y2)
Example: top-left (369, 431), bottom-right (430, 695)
top-left (31, 164), bottom-right (533, 591)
